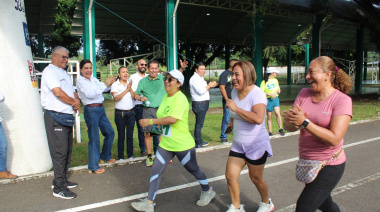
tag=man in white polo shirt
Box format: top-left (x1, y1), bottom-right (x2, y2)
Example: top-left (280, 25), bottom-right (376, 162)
top-left (40, 46), bottom-right (80, 199)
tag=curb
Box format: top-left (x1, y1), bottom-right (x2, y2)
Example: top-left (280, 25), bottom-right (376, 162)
top-left (1, 117), bottom-right (379, 185)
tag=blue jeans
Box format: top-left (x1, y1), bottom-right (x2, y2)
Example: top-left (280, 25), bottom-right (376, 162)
top-left (220, 100), bottom-right (230, 141)
top-left (192, 101), bottom-right (209, 146)
top-left (84, 106), bottom-right (115, 171)
top-left (0, 123), bottom-right (7, 172)
top-left (115, 109), bottom-right (135, 159)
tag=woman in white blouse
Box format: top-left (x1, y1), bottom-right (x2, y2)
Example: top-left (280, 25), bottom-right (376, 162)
top-left (76, 59), bottom-right (116, 174)
top-left (111, 67), bottom-right (136, 160)
top-left (189, 62), bottom-right (217, 148)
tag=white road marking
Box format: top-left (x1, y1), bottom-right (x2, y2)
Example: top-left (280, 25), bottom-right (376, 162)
top-left (56, 137), bottom-right (380, 212)
top-left (276, 172), bottom-right (380, 212)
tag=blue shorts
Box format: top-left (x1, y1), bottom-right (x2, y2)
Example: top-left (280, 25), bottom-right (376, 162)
top-left (266, 97), bottom-right (280, 112)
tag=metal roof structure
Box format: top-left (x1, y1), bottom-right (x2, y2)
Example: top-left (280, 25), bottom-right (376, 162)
top-left (25, 0), bottom-right (377, 51)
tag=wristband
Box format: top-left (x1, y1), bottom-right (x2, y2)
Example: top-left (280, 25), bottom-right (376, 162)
top-left (149, 119), bottom-right (154, 125)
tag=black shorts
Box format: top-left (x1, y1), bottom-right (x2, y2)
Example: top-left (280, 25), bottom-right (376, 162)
top-left (229, 150), bottom-right (268, 165)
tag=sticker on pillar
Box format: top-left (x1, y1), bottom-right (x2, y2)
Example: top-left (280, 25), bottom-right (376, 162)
top-left (23, 22), bottom-right (30, 47)
top-left (28, 60), bottom-right (38, 88)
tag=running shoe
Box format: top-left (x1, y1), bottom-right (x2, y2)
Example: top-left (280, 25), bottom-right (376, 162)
top-left (146, 156), bottom-right (153, 167)
top-left (201, 142), bottom-right (209, 147)
top-left (279, 129), bottom-right (285, 136)
top-left (268, 132), bottom-right (273, 136)
top-left (53, 188), bottom-right (76, 200)
top-left (131, 198), bottom-right (155, 212)
top-left (226, 204), bottom-right (245, 212)
top-left (196, 187), bottom-right (216, 206)
top-left (257, 198), bottom-right (274, 212)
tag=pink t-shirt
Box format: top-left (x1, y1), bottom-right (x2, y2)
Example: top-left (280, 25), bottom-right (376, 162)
top-left (294, 88), bottom-right (352, 165)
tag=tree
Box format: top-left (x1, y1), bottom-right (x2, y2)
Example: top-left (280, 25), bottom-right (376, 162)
top-left (31, 0), bottom-right (81, 57)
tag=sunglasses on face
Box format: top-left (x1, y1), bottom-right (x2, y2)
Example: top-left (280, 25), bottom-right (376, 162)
top-left (140, 63), bottom-right (147, 66)
top-left (163, 76), bottom-right (176, 83)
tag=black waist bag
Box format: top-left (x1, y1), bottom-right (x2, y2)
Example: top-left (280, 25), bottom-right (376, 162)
top-left (45, 110), bottom-right (75, 127)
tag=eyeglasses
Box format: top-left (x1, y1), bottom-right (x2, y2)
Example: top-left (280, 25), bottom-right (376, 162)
top-left (55, 53), bottom-right (69, 60)
top-left (163, 76), bottom-right (176, 83)
top-left (140, 63), bottom-right (147, 66)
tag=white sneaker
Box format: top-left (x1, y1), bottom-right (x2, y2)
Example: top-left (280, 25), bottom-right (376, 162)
top-left (226, 204), bottom-right (245, 212)
top-left (196, 187), bottom-right (216, 206)
top-left (131, 198), bottom-right (155, 212)
top-left (257, 198), bottom-right (274, 212)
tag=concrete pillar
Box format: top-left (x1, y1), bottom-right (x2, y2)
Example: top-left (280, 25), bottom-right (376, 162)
top-left (355, 24), bottom-right (364, 94)
top-left (165, 0), bottom-right (178, 71)
top-left (252, 14), bottom-right (263, 86)
top-left (83, 0), bottom-right (96, 77)
top-left (312, 14), bottom-right (325, 59)
top-left (287, 44), bottom-right (292, 85)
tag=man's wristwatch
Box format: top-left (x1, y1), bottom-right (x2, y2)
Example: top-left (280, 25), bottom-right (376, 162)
top-left (300, 119), bottom-right (309, 129)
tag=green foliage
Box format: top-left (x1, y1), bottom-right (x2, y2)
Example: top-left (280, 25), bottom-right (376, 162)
top-left (31, 0), bottom-right (81, 57)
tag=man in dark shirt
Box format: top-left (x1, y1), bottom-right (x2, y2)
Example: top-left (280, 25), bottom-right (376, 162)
top-left (218, 59), bottom-right (238, 143)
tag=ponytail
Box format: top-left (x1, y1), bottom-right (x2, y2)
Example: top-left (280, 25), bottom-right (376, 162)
top-left (332, 68), bottom-right (352, 94)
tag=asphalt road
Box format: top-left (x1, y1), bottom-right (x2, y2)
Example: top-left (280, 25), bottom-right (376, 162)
top-left (0, 119), bottom-right (379, 212)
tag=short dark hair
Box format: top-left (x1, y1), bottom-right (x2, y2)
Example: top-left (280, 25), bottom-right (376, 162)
top-left (148, 60), bottom-right (159, 68)
top-left (195, 62), bottom-right (206, 70)
top-left (80, 59), bottom-right (92, 70)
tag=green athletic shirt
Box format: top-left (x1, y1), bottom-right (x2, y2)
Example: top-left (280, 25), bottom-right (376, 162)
top-left (157, 91), bottom-right (195, 152)
top-left (260, 78), bottom-right (280, 98)
top-left (135, 74), bottom-right (166, 108)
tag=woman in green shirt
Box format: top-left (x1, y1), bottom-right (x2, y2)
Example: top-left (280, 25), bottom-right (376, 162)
top-left (131, 69), bottom-right (216, 212)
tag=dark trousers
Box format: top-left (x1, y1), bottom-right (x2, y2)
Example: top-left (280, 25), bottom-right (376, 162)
top-left (192, 101), bottom-right (209, 146)
top-left (115, 109), bottom-right (135, 159)
top-left (296, 163), bottom-right (345, 212)
top-left (44, 112), bottom-right (73, 192)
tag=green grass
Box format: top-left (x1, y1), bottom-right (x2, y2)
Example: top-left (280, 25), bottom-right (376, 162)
top-left (70, 96), bottom-right (380, 167)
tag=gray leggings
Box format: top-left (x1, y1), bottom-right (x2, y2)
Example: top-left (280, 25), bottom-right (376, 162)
top-left (147, 146), bottom-right (210, 201)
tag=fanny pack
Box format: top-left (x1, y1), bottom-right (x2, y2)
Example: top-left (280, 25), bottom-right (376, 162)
top-left (150, 125), bottom-right (162, 136)
top-left (296, 147), bottom-right (344, 184)
top-left (45, 110), bottom-right (75, 127)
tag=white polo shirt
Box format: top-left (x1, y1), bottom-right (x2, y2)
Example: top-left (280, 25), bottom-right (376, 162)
top-left (189, 73), bottom-right (210, 101)
top-left (111, 79), bottom-right (135, 110)
top-left (40, 64), bottom-right (76, 114)
top-left (76, 75), bottom-right (110, 106)
top-left (129, 72), bottom-right (148, 105)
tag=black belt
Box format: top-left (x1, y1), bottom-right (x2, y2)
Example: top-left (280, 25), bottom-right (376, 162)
top-left (135, 104), bottom-right (143, 107)
top-left (195, 100), bottom-right (209, 103)
top-left (116, 108), bottom-right (134, 113)
top-left (85, 103), bottom-right (103, 107)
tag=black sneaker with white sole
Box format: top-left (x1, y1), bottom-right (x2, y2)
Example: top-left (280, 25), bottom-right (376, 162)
top-left (51, 181), bottom-right (78, 189)
top-left (53, 189), bottom-right (77, 199)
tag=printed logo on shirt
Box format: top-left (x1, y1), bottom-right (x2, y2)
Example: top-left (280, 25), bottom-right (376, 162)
top-left (163, 106), bottom-right (170, 115)
top-left (321, 111), bottom-right (329, 114)
top-left (54, 128), bottom-right (63, 131)
top-left (227, 75), bottom-right (232, 83)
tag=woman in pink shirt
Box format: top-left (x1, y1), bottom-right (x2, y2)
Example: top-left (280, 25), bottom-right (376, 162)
top-left (283, 56), bottom-right (352, 211)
